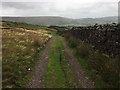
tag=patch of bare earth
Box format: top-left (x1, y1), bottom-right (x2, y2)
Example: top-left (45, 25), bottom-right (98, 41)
top-left (62, 38), bottom-right (95, 88)
top-left (28, 37), bottom-right (54, 88)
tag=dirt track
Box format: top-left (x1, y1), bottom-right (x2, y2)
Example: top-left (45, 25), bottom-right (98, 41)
top-left (28, 37), bottom-right (54, 88)
top-left (62, 38), bottom-right (95, 88)
top-left (28, 36), bottom-right (95, 88)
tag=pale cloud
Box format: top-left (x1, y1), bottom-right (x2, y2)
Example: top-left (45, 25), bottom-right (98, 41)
top-left (0, 0), bottom-right (119, 18)
top-left (1, 0), bottom-right (119, 3)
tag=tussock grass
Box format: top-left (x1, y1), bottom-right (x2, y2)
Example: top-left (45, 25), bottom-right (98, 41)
top-left (2, 24), bottom-right (52, 88)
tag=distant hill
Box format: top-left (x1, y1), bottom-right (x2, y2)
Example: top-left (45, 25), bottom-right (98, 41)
top-left (1, 16), bottom-right (118, 26)
top-left (75, 16), bottom-right (118, 26)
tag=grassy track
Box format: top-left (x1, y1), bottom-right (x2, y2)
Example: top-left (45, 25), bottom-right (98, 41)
top-left (45, 35), bottom-right (77, 88)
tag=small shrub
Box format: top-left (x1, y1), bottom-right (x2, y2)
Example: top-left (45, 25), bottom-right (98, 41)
top-left (69, 40), bottom-right (77, 48)
top-left (64, 33), bottom-right (73, 43)
top-left (64, 33), bottom-right (78, 48)
top-left (76, 41), bottom-right (91, 58)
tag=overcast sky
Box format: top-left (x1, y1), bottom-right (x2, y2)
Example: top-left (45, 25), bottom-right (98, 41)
top-left (0, 0), bottom-right (119, 19)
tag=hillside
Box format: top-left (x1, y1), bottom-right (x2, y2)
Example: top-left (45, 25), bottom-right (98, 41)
top-left (2, 21), bottom-right (119, 88)
top-left (75, 16), bottom-right (118, 26)
top-left (2, 21), bottom-right (52, 88)
top-left (2, 16), bottom-right (117, 26)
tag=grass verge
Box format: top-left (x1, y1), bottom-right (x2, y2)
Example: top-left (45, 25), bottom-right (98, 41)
top-left (64, 34), bottom-right (119, 88)
top-left (45, 35), bottom-right (77, 88)
top-left (70, 48), bottom-right (109, 88)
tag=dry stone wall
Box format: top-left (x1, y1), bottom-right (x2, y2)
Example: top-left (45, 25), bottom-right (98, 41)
top-left (58, 23), bottom-right (120, 58)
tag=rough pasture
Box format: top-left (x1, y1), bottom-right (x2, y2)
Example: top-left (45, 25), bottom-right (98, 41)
top-left (2, 26), bottom-right (52, 88)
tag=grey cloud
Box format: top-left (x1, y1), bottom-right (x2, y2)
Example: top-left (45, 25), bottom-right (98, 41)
top-left (2, 2), bottom-right (53, 9)
top-left (1, 1), bottom-right (118, 18)
top-left (2, 2), bottom-right (34, 9)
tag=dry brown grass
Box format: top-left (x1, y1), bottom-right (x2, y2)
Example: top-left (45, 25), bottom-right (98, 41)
top-left (2, 27), bottom-right (52, 88)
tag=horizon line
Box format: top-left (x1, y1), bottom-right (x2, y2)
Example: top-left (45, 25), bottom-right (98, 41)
top-left (0, 15), bottom-right (118, 19)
